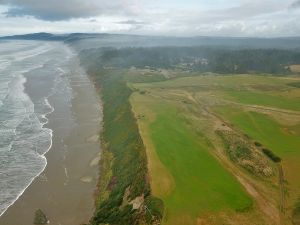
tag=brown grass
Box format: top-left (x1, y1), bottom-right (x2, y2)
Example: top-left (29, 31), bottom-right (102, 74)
top-left (130, 92), bottom-right (175, 198)
top-left (290, 65), bottom-right (300, 73)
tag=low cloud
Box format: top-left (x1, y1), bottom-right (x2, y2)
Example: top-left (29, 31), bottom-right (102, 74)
top-left (290, 0), bottom-right (300, 8)
top-left (0, 0), bottom-right (299, 37)
top-left (116, 20), bottom-right (148, 25)
top-left (0, 0), bottom-right (134, 21)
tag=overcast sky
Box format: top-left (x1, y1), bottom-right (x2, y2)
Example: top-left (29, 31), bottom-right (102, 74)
top-left (0, 0), bottom-right (300, 37)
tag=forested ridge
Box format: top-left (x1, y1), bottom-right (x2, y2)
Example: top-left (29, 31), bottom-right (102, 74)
top-left (81, 47), bottom-right (300, 74)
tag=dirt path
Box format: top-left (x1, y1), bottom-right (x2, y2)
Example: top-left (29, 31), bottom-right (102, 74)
top-left (221, 98), bottom-right (300, 117)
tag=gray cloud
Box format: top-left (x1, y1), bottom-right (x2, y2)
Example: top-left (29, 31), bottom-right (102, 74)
top-left (169, 1), bottom-right (288, 27)
top-left (0, 0), bottom-right (299, 37)
top-left (290, 0), bottom-right (300, 8)
top-left (116, 20), bottom-right (148, 25)
top-left (0, 0), bottom-right (133, 21)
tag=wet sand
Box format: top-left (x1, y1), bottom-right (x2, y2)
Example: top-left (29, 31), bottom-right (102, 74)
top-left (0, 55), bottom-right (102, 225)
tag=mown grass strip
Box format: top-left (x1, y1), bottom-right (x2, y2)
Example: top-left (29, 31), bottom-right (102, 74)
top-left (148, 105), bottom-right (253, 224)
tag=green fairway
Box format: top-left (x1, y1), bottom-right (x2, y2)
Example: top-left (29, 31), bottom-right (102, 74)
top-left (214, 105), bottom-right (300, 219)
top-left (223, 89), bottom-right (300, 111)
top-left (131, 73), bottom-right (300, 224)
top-left (149, 105), bottom-right (252, 224)
top-left (136, 74), bottom-right (300, 111)
top-left (215, 107), bottom-right (300, 156)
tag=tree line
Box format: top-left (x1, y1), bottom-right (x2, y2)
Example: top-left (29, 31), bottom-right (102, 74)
top-left (80, 46), bottom-right (300, 74)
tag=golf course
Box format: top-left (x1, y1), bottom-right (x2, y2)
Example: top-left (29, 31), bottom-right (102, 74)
top-left (130, 73), bottom-right (300, 225)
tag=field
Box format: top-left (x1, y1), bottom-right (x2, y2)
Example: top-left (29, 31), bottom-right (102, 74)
top-left (130, 73), bottom-right (300, 225)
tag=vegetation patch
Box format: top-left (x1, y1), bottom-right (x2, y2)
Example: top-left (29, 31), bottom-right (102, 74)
top-left (86, 68), bottom-right (162, 225)
top-left (254, 141), bottom-right (262, 147)
top-left (144, 196), bottom-right (164, 223)
top-left (95, 149), bottom-right (114, 205)
top-left (262, 148), bottom-right (281, 163)
top-left (293, 199), bottom-right (300, 224)
top-left (288, 81), bottom-right (300, 88)
top-left (214, 108), bottom-right (300, 157)
top-left (215, 130), bottom-right (273, 177)
top-left (80, 47), bottom-right (300, 74)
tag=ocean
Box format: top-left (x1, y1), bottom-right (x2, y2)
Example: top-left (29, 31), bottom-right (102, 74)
top-left (0, 40), bottom-right (74, 217)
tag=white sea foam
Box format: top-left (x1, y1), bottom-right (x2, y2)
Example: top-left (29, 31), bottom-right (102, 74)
top-left (0, 41), bottom-right (73, 217)
top-left (0, 72), bottom-right (53, 216)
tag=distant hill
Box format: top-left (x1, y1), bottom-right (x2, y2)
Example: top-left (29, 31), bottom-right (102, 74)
top-left (0, 32), bottom-right (67, 41)
top-left (0, 32), bottom-right (110, 41)
top-left (1, 32), bottom-right (300, 49)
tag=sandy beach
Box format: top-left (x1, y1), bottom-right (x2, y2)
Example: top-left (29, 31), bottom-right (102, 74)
top-left (0, 54), bottom-right (102, 225)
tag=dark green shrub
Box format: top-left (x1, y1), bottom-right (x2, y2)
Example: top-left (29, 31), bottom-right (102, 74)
top-left (254, 141), bottom-right (262, 147)
top-left (262, 148), bottom-right (281, 163)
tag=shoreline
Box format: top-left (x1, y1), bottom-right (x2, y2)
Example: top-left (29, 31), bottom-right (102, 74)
top-left (0, 50), bottom-right (102, 225)
top-left (0, 74), bottom-right (53, 218)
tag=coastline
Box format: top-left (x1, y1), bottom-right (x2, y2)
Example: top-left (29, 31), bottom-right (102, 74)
top-left (0, 73), bottom-right (53, 218)
top-left (0, 52), bottom-right (102, 225)
top-left (84, 68), bottom-right (161, 225)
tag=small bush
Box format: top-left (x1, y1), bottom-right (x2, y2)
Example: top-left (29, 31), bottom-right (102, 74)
top-left (235, 202), bottom-right (253, 213)
top-left (288, 82), bottom-right (300, 88)
top-left (254, 141), bottom-right (262, 147)
top-left (262, 148), bottom-right (281, 163)
top-left (145, 196), bottom-right (164, 222)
